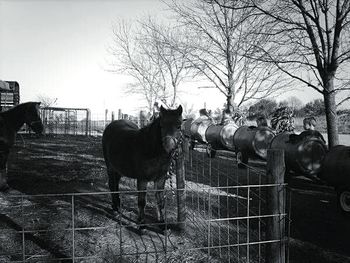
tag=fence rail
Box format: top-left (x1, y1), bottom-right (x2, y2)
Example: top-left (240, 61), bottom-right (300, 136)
top-left (0, 138), bottom-right (288, 262)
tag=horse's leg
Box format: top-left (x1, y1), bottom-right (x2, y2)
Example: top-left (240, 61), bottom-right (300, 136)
top-left (108, 168), bottom-right (121, 211)
top-left (0, 168), bottom-right (8, 191)
top-left (154, 176), bottom-right (166, 223)
top-left (0, 152), bottom-right (9, 191)
top-left (137, 179), bottom-right (148, 227)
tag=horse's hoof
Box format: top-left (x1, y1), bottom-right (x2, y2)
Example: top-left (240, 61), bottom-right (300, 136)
top-left (137, 226), bottom-right (146, 235)
top-left (111, 210), bottom-right (121, 218)
top-left (158, 221), bottom-right (169, 231)
top-left (138, 224), bottom-right (146, 229)
top-left (162, 228), bottom-right (171, 236)
top-left (137, 218), bottom-right (146, 229)
top-left (137, 222), bottom-right (146, 235)
top-left (112, 204), bottom-right (120, 212)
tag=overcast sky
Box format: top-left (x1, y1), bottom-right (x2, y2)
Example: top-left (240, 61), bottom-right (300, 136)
top-left (0, 0), bottom-right (324, 116)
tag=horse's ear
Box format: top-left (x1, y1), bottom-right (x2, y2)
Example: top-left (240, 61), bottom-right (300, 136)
top-left (177, 105), bottom-right (183, 115)
top-left (159, 105), bottom-right (165, 117)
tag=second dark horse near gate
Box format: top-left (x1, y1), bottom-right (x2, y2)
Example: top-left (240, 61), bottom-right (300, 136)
top-left (102, 105), bottom-right (183, 227)
top-left (0, 102), bottom-right (43, 191)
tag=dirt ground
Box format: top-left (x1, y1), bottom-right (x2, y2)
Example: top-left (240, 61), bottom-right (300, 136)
top-left (0, 135), bottom-right (260, 263)
top-left (0, 135), bottom-right (349, 263)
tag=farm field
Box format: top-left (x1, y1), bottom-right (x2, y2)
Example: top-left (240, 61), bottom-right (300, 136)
top-left (0, 135), bottom-right (348, 262)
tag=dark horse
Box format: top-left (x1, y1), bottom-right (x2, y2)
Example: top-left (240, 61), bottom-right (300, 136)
top-left (102, 105), bottom-right (183, 226)
top-left (0, 102), bottom-right (43, 191)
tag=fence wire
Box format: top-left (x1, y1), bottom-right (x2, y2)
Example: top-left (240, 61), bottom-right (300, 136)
top-left (0, 138), bottom-right (288, 263)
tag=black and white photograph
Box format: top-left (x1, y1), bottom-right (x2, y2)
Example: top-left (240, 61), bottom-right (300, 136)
top-left (0, 0), bottom-right (350, 262)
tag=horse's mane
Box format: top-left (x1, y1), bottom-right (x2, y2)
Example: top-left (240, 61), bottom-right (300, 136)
top-left (138, 117), bottom-right (164, 155)
top-left (139, 117), bottom-right (160, 133)
top-left (0, 102), bottom-right (37, 115)
top-left (0, 102), bottom-right (40, 131)
top-left (0, 103), bottom-right (26, 119)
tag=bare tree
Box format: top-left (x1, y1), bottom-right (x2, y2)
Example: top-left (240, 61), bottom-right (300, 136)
top-left (36, 95), bottom-right (57, 107)
top-left (220, 0), bottom-right (350, 147)
top-left (181, 102), bottom-right (197, 119)
top-left (287, 96), bottom-right (304, 110)
top-left (108, 21), bottom-right (163, 112)
top-left (108, 19), bottom-right (192, 111)
top-left (168, 0), bottom-right (290, 113)
top-left (279, 96), bottom-right (304, 110)
top-left (138, 18), bottom-right (193, 107)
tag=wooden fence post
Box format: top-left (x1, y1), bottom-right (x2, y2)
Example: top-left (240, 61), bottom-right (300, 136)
top-left (85, 109), bottom-right (90, 136)
top-left (175, 137), bottom-right (188, 231)
top-left (265, 149), bottom-right (286, 263)
top-left (41, 108), bottom-right (46, 135)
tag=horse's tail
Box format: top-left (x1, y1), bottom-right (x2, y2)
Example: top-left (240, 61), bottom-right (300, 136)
top-left (102, 124), bottom-right (110, 167)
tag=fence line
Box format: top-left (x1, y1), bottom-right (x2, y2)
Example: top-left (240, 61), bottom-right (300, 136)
top-left (0, 140), bottom-right (288, 262)
top-left (37, 107), bottom-right (142, 136)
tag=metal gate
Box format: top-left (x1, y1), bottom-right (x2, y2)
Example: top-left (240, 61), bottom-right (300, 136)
top-left (40, 107), bottom-right (90, 136)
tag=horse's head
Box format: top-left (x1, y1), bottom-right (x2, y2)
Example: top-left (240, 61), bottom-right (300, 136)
top-left (159, 105), bottom-right (183, 154)
top-left (25, 102), bottom-right (43, 135)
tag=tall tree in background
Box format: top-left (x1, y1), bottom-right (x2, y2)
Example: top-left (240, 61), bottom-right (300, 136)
top-left (221, 0), bottom-right (350, 147)
top-left (286, 96), bottom-right (304, 111)
top-left (108, 21), bottom-right (162, 111)
top-left (138, 18), bottom-right (193, 107)
top-left (247, 98), bottom-right (278, 119)
top-left (108, 19), bottom-right (192, 111)
top-left (168, 0), bottom-right (290, 113)
top-left (279, 96), bottom-right (304, 110)
top-left (36, 95), bottom-right (57, 108)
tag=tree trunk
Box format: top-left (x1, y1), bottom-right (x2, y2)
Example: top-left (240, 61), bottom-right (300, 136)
top-left (170, 83), bottom-right (177, 107)
top-left (226, 68), bottom-right (235, 113)
top-left (323, 76), bottom-right (339, 148)
top-left (226, 91), bottom-right (235, 113)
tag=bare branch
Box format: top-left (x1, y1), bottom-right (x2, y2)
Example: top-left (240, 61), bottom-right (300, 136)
top-left (167, 0), bottom-right (289, 110)
top-left (337, 95), bottom-right (350, 106)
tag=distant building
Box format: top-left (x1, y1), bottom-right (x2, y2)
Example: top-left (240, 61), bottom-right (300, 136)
top-left (0, 81), bottom-right (20, 111)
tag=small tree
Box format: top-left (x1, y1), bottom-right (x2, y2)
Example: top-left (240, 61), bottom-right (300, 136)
top-left (302, 99), bottom-right (326, 116)
top-left (248, 98), bottom-right (278, 119)
top-left (36, 95), bottom-right (57, 108)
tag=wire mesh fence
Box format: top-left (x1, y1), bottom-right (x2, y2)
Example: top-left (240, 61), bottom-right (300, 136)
top-left (0, 136), bottom-right (288, 262)
top-left (184, 146), bottom-right (288, 263)
top-left (38, 107), bottom-right (141, 137)
top-left (40, 107), bottom-right (91, 136)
